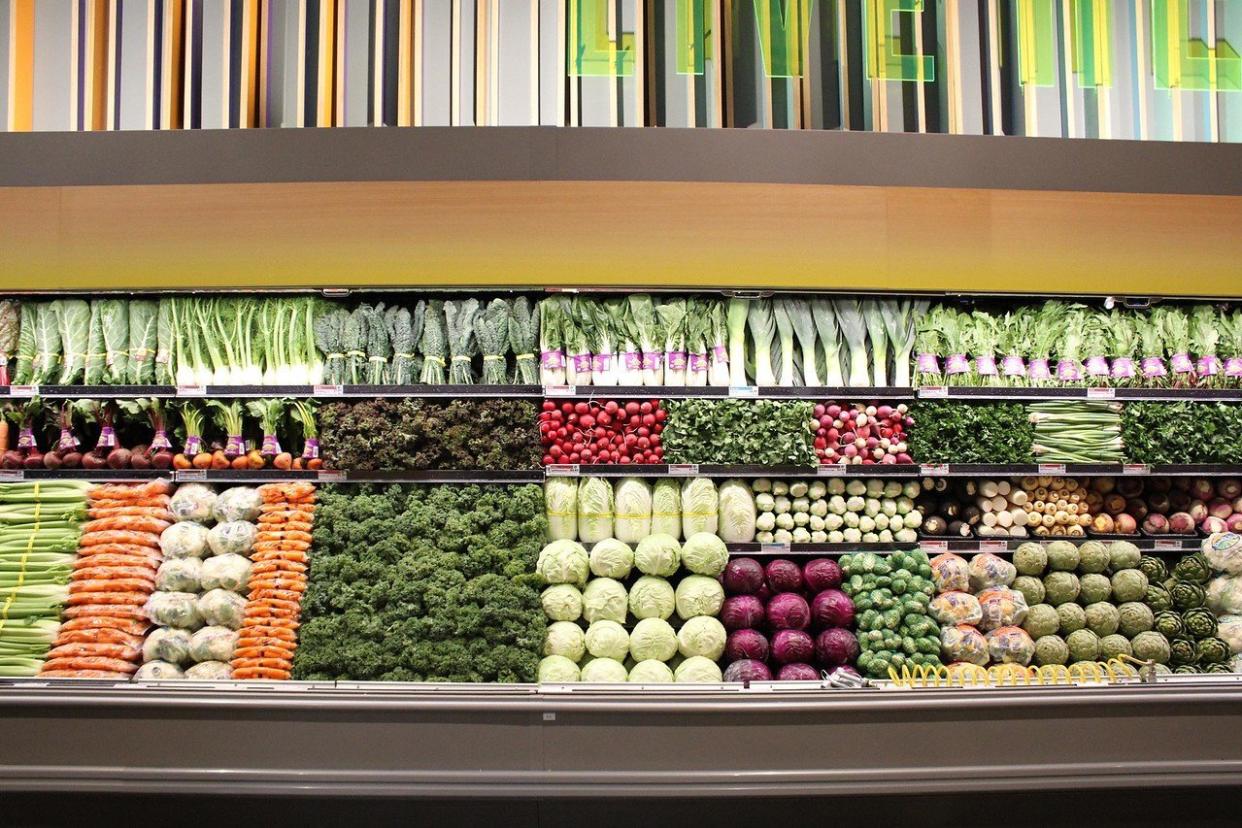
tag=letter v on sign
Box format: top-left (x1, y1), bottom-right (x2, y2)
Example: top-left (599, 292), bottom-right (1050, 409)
top-left (752, 0), bottom-right (812, 78)
top-left (569, 0), bottom-right (636, 77)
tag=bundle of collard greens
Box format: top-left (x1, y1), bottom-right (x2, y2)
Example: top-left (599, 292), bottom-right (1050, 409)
top-left (127, 300), bottom-right (159, 384)
top-left (0, 300), bottom-right (19, 385)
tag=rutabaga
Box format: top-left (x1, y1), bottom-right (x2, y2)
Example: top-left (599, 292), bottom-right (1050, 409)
top-left (613, 477), bottom-right (653, 543)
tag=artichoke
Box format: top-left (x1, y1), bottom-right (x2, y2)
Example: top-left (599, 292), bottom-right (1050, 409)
top-left (1182, 607), bottom-right (1218, 640)
top-left (1171, 581), bottom-right (1207, 611)
top-left (1145, 583), bottom-right (1173, 612)
top-left (1169, 636), bottom-right (1198, 666)
top-left (1173, 552), bottom-right (1213, 585)
top-left (1137, 555), bottom-right (1168, 583)
top-left (1196, 636), bottom-right (1231, 665)
top-left (1153, 610), bottom-right (1186, 639)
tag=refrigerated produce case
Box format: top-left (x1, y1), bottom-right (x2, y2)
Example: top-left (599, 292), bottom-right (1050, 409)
top-left (2, 126), bottom-right (1242, 801)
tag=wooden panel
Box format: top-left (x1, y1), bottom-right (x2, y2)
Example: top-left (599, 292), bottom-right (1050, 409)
top-left (1, 179), bottom-right (1239, 297)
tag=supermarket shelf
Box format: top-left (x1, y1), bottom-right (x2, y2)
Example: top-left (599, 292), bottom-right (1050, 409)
top-left (2, 469), bottom-right (543, 485)
top-left (4, 384), bottom-right (1242, 402)
top-left (2, 679), bottom-right (1242, 797)
top-left (728, 537), bottom-right (1204, 556)
top-left (547, 463), bottom-right (1242, 478)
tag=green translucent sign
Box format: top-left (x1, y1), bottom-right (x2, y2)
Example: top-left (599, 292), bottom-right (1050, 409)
top-left (676, 0), bottom-right (712, 75)
top-left (569, 0), bottom-right (636, 77)
top-left (1152, 0), bottom-right (1240, 91)
top-left (864, 0), bottom-right (934, 82)
top-left (753, 0), bottom-right (811, 78)
top-left (1016, 0), bottom-right (1110, 88)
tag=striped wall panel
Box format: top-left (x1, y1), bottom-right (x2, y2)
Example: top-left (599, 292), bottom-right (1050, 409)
top-left (1, 0), bottom-right (1239, 141)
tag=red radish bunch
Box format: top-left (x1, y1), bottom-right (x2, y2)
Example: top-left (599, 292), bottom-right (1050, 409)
top-left (539, 399), bottom-right (665, 465)
top-left (811, 402), bottom-right (913, 465)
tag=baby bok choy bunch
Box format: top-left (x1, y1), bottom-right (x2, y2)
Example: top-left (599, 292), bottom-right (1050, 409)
top-left (1029, 401), bottom-right (1124, 464)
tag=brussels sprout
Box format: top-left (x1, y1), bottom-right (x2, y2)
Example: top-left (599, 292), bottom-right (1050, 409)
top-left (1066, 628), bottom-right (1100, 662)
top-left (1022, 604), bottom-right (1061, 639)
top-left (1046, 541), bottom-right (1080, 572)
top-left (1111, 569), bottom-right (1149, 603)
top-left (1099, 634), bottom-right (1132, 660)
top-left (1078, 573), bottom-right (1113, 605)
top-left (1012, 575), bottom-right (1046, 607)
top-left (1033, 634), bottom-right (1069, 666)
top-left (1117, 602), bottom-right (1155, 638)
top-left (1056, 602), bottom-right (1087, 635)
top-left (1043, 571), bottom-right (1081, 606)
top-left (1014, 543), bottom-right (1048, 577)
top-left (1076, 541), bottom-right (1111, 574)
top-left (1084, 602), bottom-right (1120, 637)
top-left (1108, 540), bottom-right (1142, 573)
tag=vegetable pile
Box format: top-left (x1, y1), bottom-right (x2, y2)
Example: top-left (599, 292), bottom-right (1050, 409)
top-left (1121, 403), bottom-right (1242, 465)
top-left (1029, 401), bottom-right (1124, 463)
top-left (1146, 545), bottom-right (1234, 674)
top-left (812, 402), bottom-right (912, 465)
top-left (917, 477), bottom-right (1096, 539)
top-left (293, 484), bottom-right (546, 682)
top-left (719, 557), bottom-right (859, 682)
top-left (544, 477), bottom-right (748, 544)
top-left (538, 399), bottom-right (666, 465)
top-left (1086, 477), bottom-right (1242, 537)
top-left (318, 399), bottom-right (540, 470)
top-left (840, 550), bottom-right (942, 679)
top-left (661, 399), bottom-right (817, 465)
top-left (136, 483), bottom-right (266, 680)
top-left (39, 481), bottom-right (173, 679)
top-left (229, 483), bottom-right (316, 680)
top-left (536, 532), bottom-right (729, 684)
top-left (0, 481), bottom-right (88, 676)
top-left (906, 402), bottom-right (1032, 464)
top-left (752, 478), bottom-right (923, 544)
top-left (988, 539), bottom-right (1164, 670)
top-left (916, 303), bottom-right (1242, 388)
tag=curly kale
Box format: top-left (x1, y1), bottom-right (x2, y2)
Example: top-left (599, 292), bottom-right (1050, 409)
top-left (906, 401), bottom-right (1033, 464)
top-left (318, 399), bottom-right (541, 470)
top-left (293, 484), bottom-right (547, 683)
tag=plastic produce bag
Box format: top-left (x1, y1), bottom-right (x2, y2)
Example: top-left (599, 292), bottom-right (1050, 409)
top-left (968, 553), bottom-right (1016, 591)
top-left (154, 557), bottom-right (203, 593)
top-left (145, 592), bottom-right (204, 630)
top-left (159, 521), bottom-right (210, 559)
top-left (185, 661), bottom-right (233, 680)
top-left (133, 661), bottom-right (185, 680)
top-left (1208, 575), bottom-right (1242, 616)
top-left (142, 627), bottom-right (193, 664)
top-left (211, 486), bottom-right (263, 523)
top-left (200, 553), bottom-right (252, 592)
top-left (929, 591), bottom-right (983, 626)
top-left (1203, 533), bottom-right (1242, 575)
top-left (198, 588), bottom-right (247, 629)
top-left (977, 587), bottom-right (1030, 632)
top-left (940, 624), bottom-right (988, 666)
top-left (930, 553), bottom-right (970, 593)
top-left (985, 626), bottom-right (1036, 665)
top-left (189, 626), bottom-right (239, 663)
top-left (207, 521), bottom-right (258, 557)
top-left (169, 484), bottom-right (217, 523)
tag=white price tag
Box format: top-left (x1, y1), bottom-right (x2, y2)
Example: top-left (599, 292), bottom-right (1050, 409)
top-left (1038, 463), bottom-right (1067, 475)
top-left (317, 470), bottom-right (346, 483)
top-left (728, 386), bottom-right (759, 398)
top-left (978, 540), bottom-right (1008, 553)
top-left (1086, 386), bottom-right (1116, 399)
top-left (176, 469), bottom-right (207, 481)
top-left (919, 540), bottom-right (949, 553)
top-left (816, 465), bottom-right (846, 476)
top-left (545, 464), bottom-right (581, 477)
top-left (920, 464), bottom-right (949, 476)
top-left (667, 464), bottom-right (699, 476)
top-left (1122, 464), bottom-right (1151, 476)
top-left (1153, 539), bottom-right (1183, 551)
top-left (759, 542), bottom-right (791, 553)
top-left (918, 386), bottom-right (948, 399)
top-left (8, 385), bottom-right (38, 397)
top-left (313, 384), bottom-right (344, 397)
top-left (0, 469), bottom-right (24, 481)
top-left (176, 384), bottom-right (207, 397)
top-left (544, 385), bottom-right (576, 397)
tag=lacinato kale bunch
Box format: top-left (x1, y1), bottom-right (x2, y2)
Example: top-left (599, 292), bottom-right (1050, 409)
top-left (660, 399), bottom-right (817, 466)
top-left (292, 484), bottom-right (547, 682)
top-left (906, 401), bottom-right (1033, 464)
top-left (318, 399), bottom-right (541, 470)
